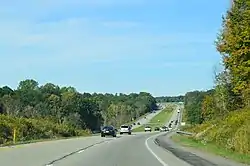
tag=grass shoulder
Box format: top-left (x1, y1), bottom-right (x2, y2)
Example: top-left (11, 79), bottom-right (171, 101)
top-left (124, 112), bottom-right (151, 126)
top-left (133, 106), bottom-right (174, 132)
top-left (170, 134), bottom-right (250, 164)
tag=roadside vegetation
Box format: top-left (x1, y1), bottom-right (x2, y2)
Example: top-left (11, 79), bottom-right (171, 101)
top-left (0, 80), bottom-right (157, 145)
top-left (172, 0), bottom-right (250, 163)
top-left (133, 104), bottom-right (174, 132)
top-left (171, 134), bottom-right (250, 164)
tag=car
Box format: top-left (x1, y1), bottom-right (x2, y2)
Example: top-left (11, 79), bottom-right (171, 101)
top-left (154, 127), bottom-right (160, 131)
top-left (175, 120), bottom-right (178, 125)
top-left (144, 126), bottom-right (152, 132)
top-left (101, 126), bottom-right (117, 137)
top-left (177, 109), bottom-right (180, 113)
top-left (160, 126), bottom-right (169, 132)
top-left (120, 125), bottom-right (132, 135)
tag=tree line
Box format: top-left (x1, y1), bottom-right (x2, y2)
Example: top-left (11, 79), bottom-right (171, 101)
top-left (183, 0), bottom-right (250, 155)
top-left (0, 79), bottom-right (157, 145)
top-left (155, 95), bottom-right (184, 103)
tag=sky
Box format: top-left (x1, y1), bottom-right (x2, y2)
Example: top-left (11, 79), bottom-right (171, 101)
top-left (0, 0), bottom-right (231, 96)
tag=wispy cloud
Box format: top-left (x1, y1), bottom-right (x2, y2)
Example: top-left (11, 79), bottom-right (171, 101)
top-left (0, 0), bottom-right (216, 70)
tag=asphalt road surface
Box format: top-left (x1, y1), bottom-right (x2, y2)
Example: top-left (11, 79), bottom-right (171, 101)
top-left (51, 107), bottom-right (190, 166)
top-left (52, 108), bottom-right (189, 166)
top-left (0, 105), bottom-right (184, 166)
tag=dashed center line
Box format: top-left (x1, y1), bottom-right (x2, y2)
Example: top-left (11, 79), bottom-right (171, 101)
top-left (77, 150), bottom-right (85, 153)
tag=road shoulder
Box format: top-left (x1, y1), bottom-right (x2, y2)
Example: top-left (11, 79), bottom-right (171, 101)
top-left (155, 132), bottom-right (249, 166)
top-left (146, 132), bottom-right (192, 166)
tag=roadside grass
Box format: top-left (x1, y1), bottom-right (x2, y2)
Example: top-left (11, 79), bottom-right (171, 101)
top-left (124, 112), bottom-right (151, 126)
top-left (132, 106), bottom-right (174, 132)
top-left (171, 134), bottom-right (250, 165)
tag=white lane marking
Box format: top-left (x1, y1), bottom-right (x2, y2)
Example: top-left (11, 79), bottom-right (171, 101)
top-left (145, 134), bottom-right (169, 166)
top-left (78, 150), bottom-right (85, 153)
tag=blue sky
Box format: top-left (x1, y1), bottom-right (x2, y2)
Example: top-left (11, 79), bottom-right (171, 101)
top-left (0, 0), bottom-right (230, 96)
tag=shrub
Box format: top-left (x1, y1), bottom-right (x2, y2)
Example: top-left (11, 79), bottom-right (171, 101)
top-left (0, 115), bottom-right (89, 145)
top-left (184, 108), bottom-right (250, 154)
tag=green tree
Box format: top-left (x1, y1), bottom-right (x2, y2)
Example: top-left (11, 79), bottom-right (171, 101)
top-left (216, 0), bottom-right (250, 105)
top-left (0, 79), bottom-right (157, 145)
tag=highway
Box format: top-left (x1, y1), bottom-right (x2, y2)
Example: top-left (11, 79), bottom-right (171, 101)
top-left (0, 105), bottom-right (189, 166)
top-left (131, 106), bottom-right (165, 129)
top-left (52, 109), bottom-right (188, 166)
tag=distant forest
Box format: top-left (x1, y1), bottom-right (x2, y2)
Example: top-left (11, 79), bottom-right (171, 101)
top-left (155, 95), bottom-right (184, 103)
top-left (0, 79), bottom-right (157, 145)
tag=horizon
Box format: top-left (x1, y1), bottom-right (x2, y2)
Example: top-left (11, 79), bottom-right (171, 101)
top-left (0, 0), bottom-right (230, 96)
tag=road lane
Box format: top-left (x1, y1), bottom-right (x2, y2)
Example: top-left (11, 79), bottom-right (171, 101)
top-left (0, 136), bottom-right (112, 166)
top-left (53, 132), bottom-right (191, 166)
top-left (51, 105), bottom-right (188, 166)
top-left (53, 133), bottom-right (164, 166)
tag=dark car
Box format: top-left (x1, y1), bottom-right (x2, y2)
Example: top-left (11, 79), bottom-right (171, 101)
top-left (101, 126), bottom-right (117, 137)
top-left (154, 127), bottom-right (160, 131)
top-left (175, 120), bottom-right (178, 125)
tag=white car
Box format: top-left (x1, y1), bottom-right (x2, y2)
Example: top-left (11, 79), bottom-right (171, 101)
top-left (160, 126), bottom-right (169, 132)
top-left (144, 126), bottom-right (152, 132)
top-left (120, 125), bottom-right (132, 135)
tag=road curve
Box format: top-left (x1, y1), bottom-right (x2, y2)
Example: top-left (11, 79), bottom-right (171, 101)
top-left (51, 106), bottom-right (190, 166)
top-left (52, 132), bottom-right (190, 166)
